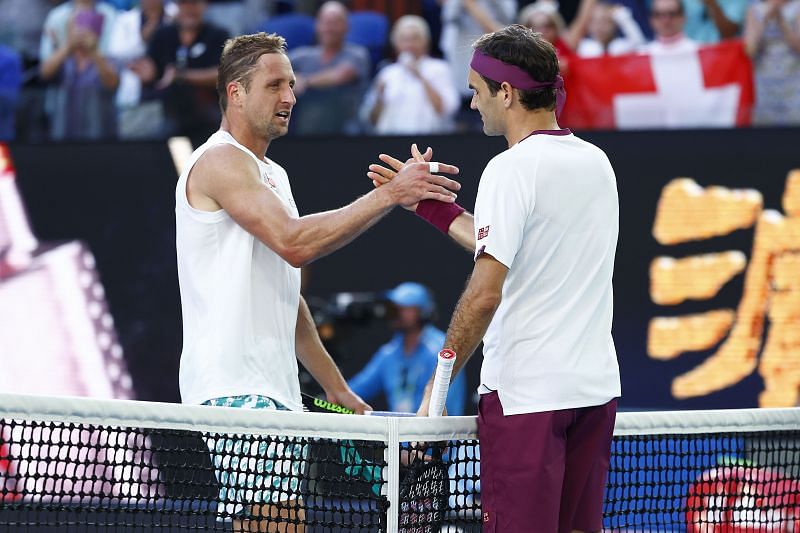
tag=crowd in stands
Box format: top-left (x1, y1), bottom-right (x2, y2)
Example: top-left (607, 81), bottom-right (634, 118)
top-left (0, 0), bottom-right (798, 142)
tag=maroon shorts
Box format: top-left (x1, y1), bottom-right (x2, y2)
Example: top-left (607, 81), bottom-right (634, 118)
top-left (478, 392), bottom-right (617, 533)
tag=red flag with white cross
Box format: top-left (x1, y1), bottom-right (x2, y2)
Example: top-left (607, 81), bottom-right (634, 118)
top-left (560, 40), bottom-right (754, 130)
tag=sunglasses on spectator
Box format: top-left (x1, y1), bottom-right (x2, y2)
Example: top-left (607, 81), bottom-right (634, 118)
top-left (651, 10), bottom-right (683, 17)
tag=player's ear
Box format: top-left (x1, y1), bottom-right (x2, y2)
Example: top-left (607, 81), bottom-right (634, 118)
top-left (500, 81), bottom-right (514, 109)
top-left (227, 81), bottom-right (243, 108)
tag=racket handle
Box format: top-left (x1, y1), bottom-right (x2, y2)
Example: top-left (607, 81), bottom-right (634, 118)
top-left (428, 349), bottom-right (456, 417)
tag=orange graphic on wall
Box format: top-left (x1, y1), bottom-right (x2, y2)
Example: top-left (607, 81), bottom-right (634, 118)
top-left (648, 170), bottom-right (800, 407)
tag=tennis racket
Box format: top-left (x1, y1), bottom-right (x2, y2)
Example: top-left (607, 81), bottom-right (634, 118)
top-left (300, 393), bottom-right (450, 533)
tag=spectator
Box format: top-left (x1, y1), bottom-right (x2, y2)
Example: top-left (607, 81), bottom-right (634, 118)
top-left (361, 15), bottom-right (460, 135)
top-left (683, 0), bottom-right (749, 43)
top-left (348, 283), bottom-right (467, 415)
top-left (441, 0), bottom-right (518, 96)
top-left (137, 0), bottom-right (228, 141)
top-left (577, 2), bottom-right (647, 56)
top-left (39, 5), bottom-right (120, 140)
top-left (289, 1), bottom-right (371, 135)
top-left (108, 0), bottom-right (175, 138)
top-left (0, 0), bottom-right (50, 142)
top-left (744, 0), bottom-right (800, 125)
top-left (40, 0), bottom-right (118, 60)
top-left (0, 45), bottom-right (22, 141)
top-left (644, 0), bottom-right (698, 53)
top-left (518, 0), bottom-right (594, 72)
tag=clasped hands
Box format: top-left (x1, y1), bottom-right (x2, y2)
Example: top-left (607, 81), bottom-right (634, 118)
top-left (369, 144), bottom-right (460, 210)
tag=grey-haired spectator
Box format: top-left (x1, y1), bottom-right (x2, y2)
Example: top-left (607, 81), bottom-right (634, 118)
top-left (744, 0), bottom-right (800, 125)
top-left (361, 15), bottom-right (460, 134)
top-left (108, 0), bottom-right (175, 138)
top-left (440, 0), bottom-right (518, 96)
top-left (577, 2), bottom-right (647, 56)
top-left (136, 0), bottom-right (228, 141)
top-left (39, 3), bottom-right (120, 140)
top-left (0, 45), bottom-right (22, 141)
top-left (289, 1), bottom-right (370, 135)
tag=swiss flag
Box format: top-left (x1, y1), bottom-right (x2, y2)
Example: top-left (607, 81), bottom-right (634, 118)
top-left (560, 40), bottom-right (754, 130)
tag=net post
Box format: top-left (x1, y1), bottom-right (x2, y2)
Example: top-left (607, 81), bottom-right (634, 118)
top-left (385, 416), bottom-right (400, 533)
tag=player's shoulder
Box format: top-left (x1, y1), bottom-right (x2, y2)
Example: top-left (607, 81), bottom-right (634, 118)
top-left (193, 139), bottom-right (259, 184)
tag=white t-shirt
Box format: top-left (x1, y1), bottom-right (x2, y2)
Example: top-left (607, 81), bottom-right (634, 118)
top-left (176, 130), bottom-right (303, 411)
top-left (474, 130), bottom-right (621, 415)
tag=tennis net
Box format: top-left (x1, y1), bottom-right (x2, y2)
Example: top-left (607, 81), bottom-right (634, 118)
top-left (0, 394), bottom-right (798, 531)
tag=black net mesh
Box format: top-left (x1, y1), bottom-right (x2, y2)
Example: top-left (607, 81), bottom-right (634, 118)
top-left (0, 419), bottom-right (387, 531)
top-left (3, 412), bottom-right (800, 532)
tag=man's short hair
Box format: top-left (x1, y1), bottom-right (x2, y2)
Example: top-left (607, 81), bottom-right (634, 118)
top-left (472, 25), bottom-right (560, 112)
top-left (217, 32), bottom-right (287, 113)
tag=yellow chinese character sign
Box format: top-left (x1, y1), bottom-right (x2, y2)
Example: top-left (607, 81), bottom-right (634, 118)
top-left (648, 170), bottom-right (800, 407)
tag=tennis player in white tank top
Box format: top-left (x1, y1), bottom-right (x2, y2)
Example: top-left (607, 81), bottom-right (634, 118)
top-left (176, 33), bottom-right (461, 531)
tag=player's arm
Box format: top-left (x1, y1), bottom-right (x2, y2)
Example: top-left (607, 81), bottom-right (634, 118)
top-left (295, 295), bottom-right (372, 413)
top-left (190, 143), bottom-right (460, 267)
top-left (368, 145), bottom-right (476, 251)
top-left (417, 253), bottom-right (507, 416)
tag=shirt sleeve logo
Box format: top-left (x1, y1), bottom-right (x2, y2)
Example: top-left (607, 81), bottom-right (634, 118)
top-left (477, 225), bottom-right (490, 240)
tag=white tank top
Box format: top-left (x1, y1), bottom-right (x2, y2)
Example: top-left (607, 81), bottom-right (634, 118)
top-left (176, 130), bottom-right (303, 410)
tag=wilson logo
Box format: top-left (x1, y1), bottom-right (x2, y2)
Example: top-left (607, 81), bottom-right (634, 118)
top-left (477, 226), bottom-right (490, 240)
top-left (313, 398), bottom-right (354, 414)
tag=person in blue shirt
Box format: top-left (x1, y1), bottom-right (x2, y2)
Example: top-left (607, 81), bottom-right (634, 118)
top-left (348, 282), bottom-right (467, 415)
top-left (0, 45), bottom-right (22, 141)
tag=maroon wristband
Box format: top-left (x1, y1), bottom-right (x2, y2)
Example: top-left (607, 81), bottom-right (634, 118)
top-left (415, 199), bottom-right (465, 234)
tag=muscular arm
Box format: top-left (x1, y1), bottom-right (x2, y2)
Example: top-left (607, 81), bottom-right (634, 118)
top-left (418, 254), bottom-right (508, 415)
top-left (191, 144), bottom-right (460, 267)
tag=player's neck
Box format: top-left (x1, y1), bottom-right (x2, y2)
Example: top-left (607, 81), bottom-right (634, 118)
top-left (504, 110), bottom-right (560, 147)
top-left (221, 117), bottom-right (271, 159)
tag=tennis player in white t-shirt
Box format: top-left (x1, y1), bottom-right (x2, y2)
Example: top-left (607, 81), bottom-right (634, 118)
top-left (370, 24), bottom-right (621, 533)
top-left (175, 33), bottom-right (462, 532)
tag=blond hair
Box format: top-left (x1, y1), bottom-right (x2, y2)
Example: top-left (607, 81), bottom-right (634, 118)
top-left (217, 32), bottom-right (287, 113)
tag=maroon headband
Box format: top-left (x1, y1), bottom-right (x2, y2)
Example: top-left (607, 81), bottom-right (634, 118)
top-left (470, 49), bottom-right (566, 118)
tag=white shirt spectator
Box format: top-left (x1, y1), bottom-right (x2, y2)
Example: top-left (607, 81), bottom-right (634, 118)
top-left (474, 131), bottom-right (620, 415)
top-left (363, 55), bottom-right (460, 134)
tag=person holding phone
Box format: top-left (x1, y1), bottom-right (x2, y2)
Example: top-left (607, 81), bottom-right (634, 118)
top-left (39, 2), bottom-right (119, 139)
top-left (361, 15), bottom-right (460, 135)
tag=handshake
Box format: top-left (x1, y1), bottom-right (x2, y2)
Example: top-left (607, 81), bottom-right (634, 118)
top-left (368, 143), bottom-right (462, 212)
